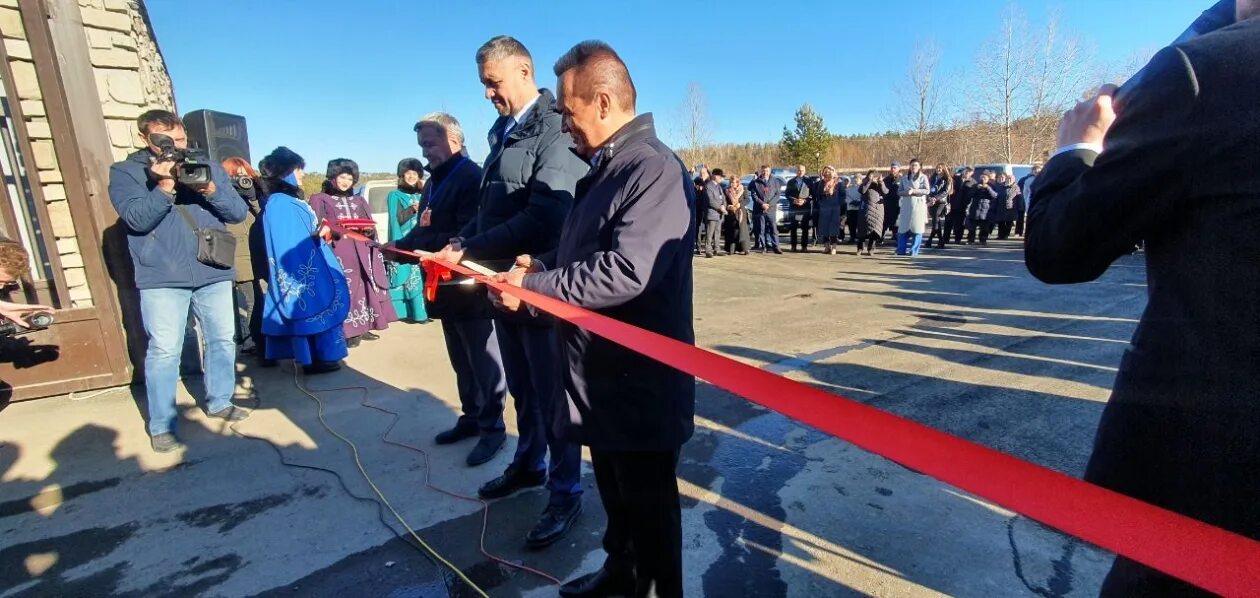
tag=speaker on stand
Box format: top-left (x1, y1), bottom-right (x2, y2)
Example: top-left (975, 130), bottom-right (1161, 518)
top-left (183, 109), bottom-right (250, 163)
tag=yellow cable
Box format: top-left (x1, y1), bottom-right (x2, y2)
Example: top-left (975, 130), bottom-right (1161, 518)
top-left (290, 368), bottom-right (489, 598)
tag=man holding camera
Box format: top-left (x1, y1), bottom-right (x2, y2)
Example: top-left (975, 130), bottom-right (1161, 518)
top-left (108, 109), bottom-right (249, 454)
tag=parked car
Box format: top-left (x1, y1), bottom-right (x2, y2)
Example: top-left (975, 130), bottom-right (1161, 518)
top-left (358, 180), bottom-right (397, 233)
top-left (962, 163), bottom-right (1034, 182)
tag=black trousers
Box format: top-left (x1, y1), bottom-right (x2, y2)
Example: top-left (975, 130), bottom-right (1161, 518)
top-left (927, 214), bottom-right (948, 245)
top-left (846, 210), bottom-right (861, 243)
top-left (968, 219), bottom-right (994, 244)
top-left (1015, 210), bottom-right (1026, 236)
top-left (997, 221), bottom-right (1013, 240)
top-left (946, 211), bottom-right (967, 244)
top-left (591, 448), bottom-right (683, 598)
top-left (788, 213), bottom-right (812, 251)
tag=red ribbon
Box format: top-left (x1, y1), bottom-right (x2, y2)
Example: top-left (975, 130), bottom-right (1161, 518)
top-left (329, 223), bottom-right (1260, 596)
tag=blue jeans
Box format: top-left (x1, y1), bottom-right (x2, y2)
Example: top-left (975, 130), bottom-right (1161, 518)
top-left (497, 321), bottom-right (583, 506)
top-left (140, 281), bottom-right (237, 436)
top-left (896, 232), bottom-right (924, 256)
top-left (757, 212), bottom-right (779, 250)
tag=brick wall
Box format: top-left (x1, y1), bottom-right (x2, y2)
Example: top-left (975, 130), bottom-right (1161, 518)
top-left (0, 0), bottom-right (173, 308)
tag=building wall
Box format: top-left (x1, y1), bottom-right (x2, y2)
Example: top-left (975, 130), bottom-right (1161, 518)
top-left (0, 0), bottom-right (173, 308)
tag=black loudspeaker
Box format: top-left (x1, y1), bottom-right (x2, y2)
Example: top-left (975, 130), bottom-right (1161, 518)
top-left (183, 109), bottom-right (250, 163)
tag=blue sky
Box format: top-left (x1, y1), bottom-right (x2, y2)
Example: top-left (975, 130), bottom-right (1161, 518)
top-left (147, 0), bottom-right (1205, 172)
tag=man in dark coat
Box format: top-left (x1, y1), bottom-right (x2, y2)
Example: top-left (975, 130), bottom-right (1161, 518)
top-left (785, 165), bottom-right (813, 252)
top-left (701, 169), bottom-right (727, 257)
top-left (435, 36), bottom-right (590, 549)
top-left (497, 41), bottom-right (694, 598)
top-left (1025, 8), bottom-right (1260, 595)
top-left (947, 166), bottom-right (975, 244)
top-left (393, 112), bottom-right (508, 470)
top-left (749, 165), bottom-right (782, 253)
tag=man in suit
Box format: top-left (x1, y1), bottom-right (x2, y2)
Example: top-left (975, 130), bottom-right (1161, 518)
top-left (749, 165), bottom-right (782, 254)
top-left (701, 168), bottom-right (727, 258)
top-left (1025, 6), bottom-right (1260, 595)
top-left (496, 40), bottom-right (695, 598)
top-left (394, 112), bottom-right (507, 469)
top-left (785, 165), bottom-right (813, 252)
top-left (435, 35), bottom-right (590, 549)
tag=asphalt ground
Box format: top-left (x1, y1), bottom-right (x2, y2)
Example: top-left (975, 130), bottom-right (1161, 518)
top-left (0, 235), bottom-right (1147, 597)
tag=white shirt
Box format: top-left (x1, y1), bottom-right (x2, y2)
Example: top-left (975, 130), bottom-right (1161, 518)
top-left (1051, 142), bottom-right (1103, 158)
top-left (503, 94), bottom-right (541, 138)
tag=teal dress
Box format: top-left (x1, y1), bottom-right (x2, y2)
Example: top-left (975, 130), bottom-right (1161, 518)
top-left (386, 188), bottom-right (428, 321)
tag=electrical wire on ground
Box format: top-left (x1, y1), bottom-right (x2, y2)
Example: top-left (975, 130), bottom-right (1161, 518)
top-left (227, 364), bottom-right (563, 597)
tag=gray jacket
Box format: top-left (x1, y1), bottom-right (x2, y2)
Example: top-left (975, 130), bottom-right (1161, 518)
top-left (459, 89), bottom-right (587, 268)
top-left (524, 113), bottom-right (696, 451)
top-left (703, 179), bottom-right (725, 221)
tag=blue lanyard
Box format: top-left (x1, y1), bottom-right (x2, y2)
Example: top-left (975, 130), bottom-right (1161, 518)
top-left (425, 157), bottom-right (469, 212)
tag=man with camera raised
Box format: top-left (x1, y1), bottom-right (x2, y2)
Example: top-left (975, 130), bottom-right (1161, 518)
top-left (109, 109), bottom-right (249, 454)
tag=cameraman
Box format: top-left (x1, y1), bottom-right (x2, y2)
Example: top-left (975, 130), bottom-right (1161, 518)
top-left (108, 109), bottom-right (249, 454)
top-left (0, 237), bottom-right (52, 329)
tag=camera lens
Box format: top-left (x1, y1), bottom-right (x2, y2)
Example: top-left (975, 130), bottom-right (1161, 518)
top-left (27, 312), bottom-right (53, 328)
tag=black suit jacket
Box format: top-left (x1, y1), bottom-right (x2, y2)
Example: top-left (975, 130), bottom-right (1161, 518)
top-left (1025, 19), bottom-right (1260, 544)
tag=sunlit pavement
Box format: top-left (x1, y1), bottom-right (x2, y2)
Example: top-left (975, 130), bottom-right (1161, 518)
top-left (0, 237), bottom-right (1144, 597)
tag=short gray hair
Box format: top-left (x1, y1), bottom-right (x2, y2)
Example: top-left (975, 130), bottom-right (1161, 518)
top-left (416, 112), bottom-right (464, 145)
top-left (475, 35), bottom-right (532, 67)
top-left (552, 40), bottom-right (637, 110)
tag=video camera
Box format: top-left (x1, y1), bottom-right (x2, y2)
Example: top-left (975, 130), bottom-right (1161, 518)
top-left (150, 133), bottom-right (213, 187)
top-left (0, 311), bottom-right (53, 338)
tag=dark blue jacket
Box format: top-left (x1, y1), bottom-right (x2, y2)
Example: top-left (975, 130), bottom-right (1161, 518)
top-left (459, 89), bottom-right (588, 268)
top-left (749, 176), bottom-right (781, 215)
top-left (395, 153), bottom-right (488, 322)
top-left (108, 149), bottom-right (247, 290)
top-left (524, 114), bottom-right (696, 451)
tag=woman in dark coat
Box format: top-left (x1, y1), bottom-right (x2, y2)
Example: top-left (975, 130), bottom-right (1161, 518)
top-left (857, 170), bottom-right (887, 256)
top-left (308, 158), bottom-right (398, 347)
top-left (967, 170), bottom-right (999, 245)
top-left (723, 176), bottom-right (751, 255)
top-left (926, 164), bottom-right (953, 249)
top-left (994, 173), bottom-right (1021, 240)
top-left (815, 165), bottom-right (846, 254)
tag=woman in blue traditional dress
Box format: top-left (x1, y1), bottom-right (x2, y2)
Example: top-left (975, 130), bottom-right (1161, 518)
top-left (257, 147), bottom-right (350, 374)
top-left (385, 158), bottom-right (430, 323)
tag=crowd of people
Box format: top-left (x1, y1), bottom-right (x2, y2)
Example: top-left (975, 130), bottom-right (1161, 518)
top-left (692, 160), bottom-right (1042, 258)
top-left (108, 36), bottom-right (693, 597)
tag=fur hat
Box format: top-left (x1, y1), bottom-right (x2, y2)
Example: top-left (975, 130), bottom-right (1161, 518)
top-left (258, 146), bottom-right (305, 179)
top-left (325, 158), bottom-right (360, 183)
top-left (396, 158), bottom-right (425, 178)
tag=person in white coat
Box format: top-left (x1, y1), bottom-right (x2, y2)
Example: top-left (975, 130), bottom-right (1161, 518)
top-left (896, 158), bottom-right (931, 256)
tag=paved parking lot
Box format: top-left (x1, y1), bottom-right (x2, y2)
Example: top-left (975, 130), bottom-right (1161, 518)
top-left (0, 237), bottom-right (1146, 597)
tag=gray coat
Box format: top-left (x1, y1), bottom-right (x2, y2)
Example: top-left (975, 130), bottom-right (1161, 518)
top-left (703, 179), bottom-right (725, 222)
top-left (459, 88), bottom-right (587, 268)
top-left (524, 114), bottom-right (696, 452)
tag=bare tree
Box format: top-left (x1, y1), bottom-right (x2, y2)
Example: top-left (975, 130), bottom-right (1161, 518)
top-left (887, 40), bottom-right (944, 159)
top-left (1024, 9), bottom-right (1092, 163)
top-left (672, 82), bottom-right (713, 168)
top-left (973, 6), bottom-right (1031, 163)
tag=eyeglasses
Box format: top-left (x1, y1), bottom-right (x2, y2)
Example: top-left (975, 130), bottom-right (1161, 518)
top-left (0, 281), bottom-right (20, 293)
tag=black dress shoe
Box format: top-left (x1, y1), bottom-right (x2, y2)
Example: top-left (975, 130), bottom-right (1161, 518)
top-left (346, 336), bottom-right (362, 348)
top-left (525, 500), bottom-right (582, 549)
top-left (559, 567), bottom-right (636, 598)
top-left (434, 424), bottom-right (478, 445)
top-left (478, 466), bottom-right (546, 500)
top-left (362, 331), bottom-right (381, 341)
top-left (466, 433), bottom-right (505, 466)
